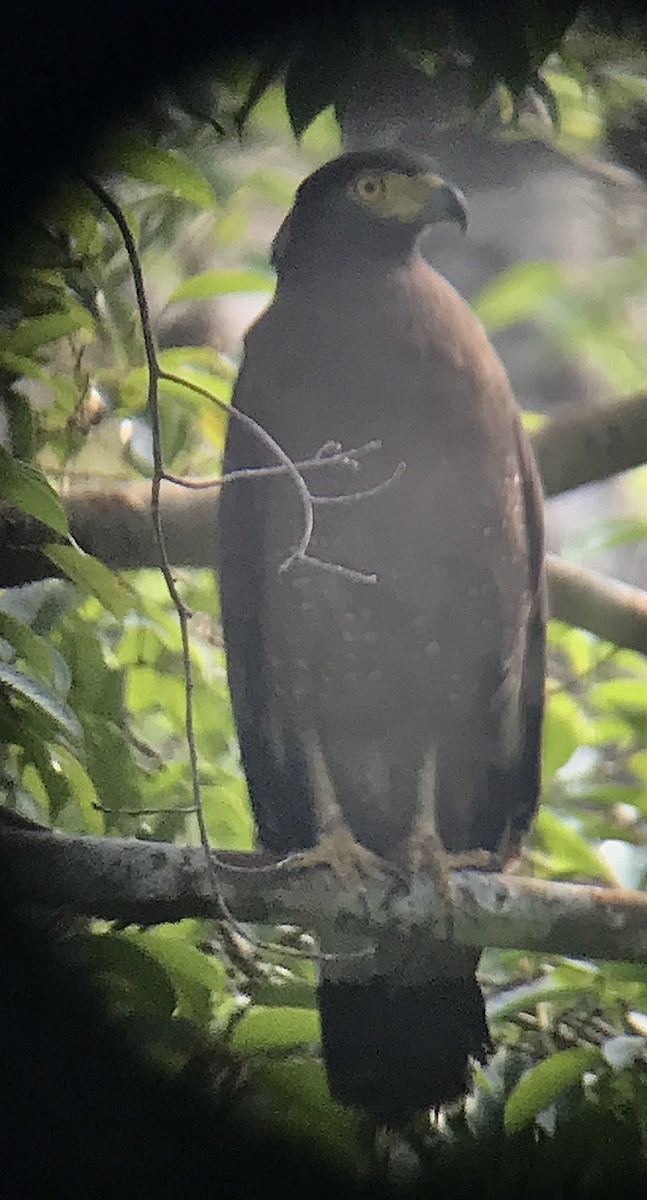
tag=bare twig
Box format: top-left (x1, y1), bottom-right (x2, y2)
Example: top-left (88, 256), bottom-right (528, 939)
top-left (290, 554), bottom-right (378, 586)
top-left (5, 489), bottom-right (647, 654)
top-left (313, 459), bottom-right (406, 505)
top-left (157, 370), bottom-right (389, 582)
top-left (83, 176), bottom-right (215, 873)
top-left (82, 179), bottom-right (396, 965)
top-left (158, 367), bottom-right (318, 574)
top-left (85, 177), bottom-right (291, 979)
top-left (163, 438), bottom-right (385, 489)
top-left (93, 804), bottom-right (199, 816)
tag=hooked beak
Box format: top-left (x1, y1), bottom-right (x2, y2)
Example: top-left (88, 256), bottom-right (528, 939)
top-left (422, 176), bottom-right (468, 233)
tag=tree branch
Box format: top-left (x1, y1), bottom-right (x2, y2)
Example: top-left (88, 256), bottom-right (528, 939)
top-left (4, 389), bottom-right (647, 652)
top-left (3, 485), bottom-right (647, 654)
top-left (547, 555), bottom-right (647, 654)
top-left (3, 820), bottom-right (647, 970)
top-left (533, 392), bottom-right (647, 498)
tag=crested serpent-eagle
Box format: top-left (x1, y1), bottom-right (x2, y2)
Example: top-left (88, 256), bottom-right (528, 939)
top-left (218, 148), bottom-right (545, 1122)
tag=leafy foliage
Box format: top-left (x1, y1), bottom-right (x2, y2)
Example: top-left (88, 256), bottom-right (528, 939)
top-left (3, 35), bottom-right (647, 1184)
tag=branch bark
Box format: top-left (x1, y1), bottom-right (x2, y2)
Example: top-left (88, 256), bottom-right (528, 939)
top-left (533, 392), bottom-right (647, 498)
top-left (3, 482), bottom-right (647, 654)
top-left (0, 485), bottom-right (219, 585)
top-left (547, 555), bottom-right (647, 654)
top-left (3, 820), bottom-right (647, 970)
top-left (3, 387), bottom-right (646, 573)
top-left (3, 393), bottom-right (647, 651)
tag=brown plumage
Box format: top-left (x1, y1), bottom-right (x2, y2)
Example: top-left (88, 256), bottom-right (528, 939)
top-left (219, 148), bottom-right (545, 1122)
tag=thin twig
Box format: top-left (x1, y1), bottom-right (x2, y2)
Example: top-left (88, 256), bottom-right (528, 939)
top-left (163, 438), bottom-right (384, 489)
top-left (83, 177), bottom-right (210, 820)
top-left (293, 554), bottom-right (378, 586)
top-left (160, 368), bottom-right (315, 559)
top-left (93, 804), bottom-right (199, 816)
top-left (83, 175), bottom-right (252, 959)
top-left (158, 370), bottom-right (385, 583)
top-left (83, 177), bottom-right (376, 967)
top-left (313, 459), bottom-right (406, 505)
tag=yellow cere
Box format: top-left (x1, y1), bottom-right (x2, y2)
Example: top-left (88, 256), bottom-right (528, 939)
top-left (349, 170), bottom-right (444, 221)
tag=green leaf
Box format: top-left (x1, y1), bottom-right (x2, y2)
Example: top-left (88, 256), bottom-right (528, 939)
top-left (251, 979), bottom-right (317, 1009)
top-left (77, 932), bottom-right (177, 1020)
top-left (0, 304), bottom-right (95, 354)
top-left (591, 679), bottom-right (647, 718)
top-left (301, 104), bottom-right (342, 158)
top-left (564, 516), bottom-right (647, 563)
top-left (587, 715), bottom-right (636, 749)
top-left (58, 615), bottom-right (125, 721)
top-left (0, 662), bottom-right (82, 742)
top-left (284, 32), bottom-right (354, 138)
top-left (504, 1046), bottom-right (601, 1134)
top-left (488, 977), bottom-right (581, 1023)
top-left (105, 136), bottom-right (216, 208)
top-left (120, 1011), bottom-right (208, 1076)
top-left (473, 261), bottom-right (565, 334)
top-left (122, 354), bottom-right (234, 413)
top-left (542, 689), bottom-right (588, 780)
top-left (613, 648), bottom-right (647, 678)
top-left (48, 179), bottom-right (104, 257)
top-left (44, 545), bottom-right (136, 619)
top-left (4, 391), bottom-right (39, 461)
top-left (123, 926), bottom-right (226, 1028)
top-left (0, 610), bottom-right (55, 683)
top-left (81, 716), bottom-right (140, 813)
top-left (157, 346), bottom-right (237, 378)
top-left (126, 665), bottom-right (186, 724)
top-left (167, 269), bottom-right (274, 304)
top-left (0, 579), bottom-right (74, 640)
top-left (250, 1059), bottom-right (364, 1172)
top-left (0, 351), bottom-right (45, 378)
top-left (234, 53), bottom-right (285, 134)
top-left (534, 809), bottom-right (617, 884)
top-left (116, 618), bottom-right (171, 667)
top-left (548, 621), bottom-right (603, 678)
top-left (0, 447), bottom-right (68, 535)
top-left (630, 750), bottom-right (647, 780)
top-left (127, 926), bottom-right (226, 994)
top-left (577, 782), bottom-right (647, 808)
top-left (161, 370), bottom-right (232, 409)
top-left (201, 781), bottom-right (254, 851)
top-left (521, 410), bottom-right (548, 434)
top-left (243, 169), bottom-right (300, 209)
top-left (22, 753), bottom-right (72, 821)
top-left (233, 1005), bottom-right (320, 1051)
top-left (50, 744), bottom-right (103, 834)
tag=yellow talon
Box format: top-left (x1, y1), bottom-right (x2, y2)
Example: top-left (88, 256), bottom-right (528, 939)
top-left (279, 826), bottom-right (388, 893)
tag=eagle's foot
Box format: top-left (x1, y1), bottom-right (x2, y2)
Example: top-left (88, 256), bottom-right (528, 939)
top-left (443, 818), bottom-right (515, 875)
top-left (408, 746), bottom-right (456, 935)
top-left (407, 827), bottom-right (453, 902)
top-left (280, 826), bottom-right (388, 894)
top-left (293, 731), bottom-right (393, 892)
top-left (408, 743), bottom-right (508, 936)
top-left (442, 848), bottom-right (494, 871)
top-left (407, 833), bottom-right (496, 939)
top-left (409, 745), bottom-right (449, 873)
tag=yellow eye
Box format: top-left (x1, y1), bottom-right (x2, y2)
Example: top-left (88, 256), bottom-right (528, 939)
top-left (353, 174), bottom-right (386, 203)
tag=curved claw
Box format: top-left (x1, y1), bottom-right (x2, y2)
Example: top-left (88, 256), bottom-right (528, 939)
top-left (278, 827), bottom-right (391, 895)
